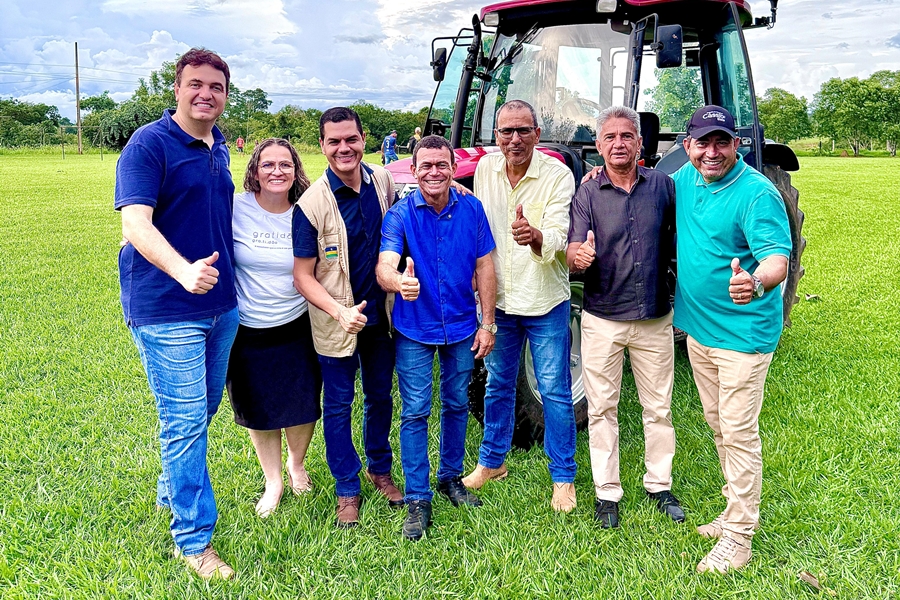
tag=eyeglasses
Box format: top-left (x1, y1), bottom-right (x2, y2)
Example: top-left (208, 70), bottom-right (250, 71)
top-left (416, 162), bottom-right (452, 172)
top-left (496, 126), bottom-right (537, 140)
top-left (259, 161), bottom-right (295, 173)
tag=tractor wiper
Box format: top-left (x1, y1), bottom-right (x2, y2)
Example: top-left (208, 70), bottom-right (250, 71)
top-left (499, 23), bottom-right (540, 67)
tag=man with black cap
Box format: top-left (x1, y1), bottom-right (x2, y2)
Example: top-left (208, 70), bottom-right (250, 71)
top-left (673, 105), bottom-right (791, 573)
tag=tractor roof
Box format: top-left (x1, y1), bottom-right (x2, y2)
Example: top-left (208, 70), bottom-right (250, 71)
top-left (480, 0), bottom-right (752, 21)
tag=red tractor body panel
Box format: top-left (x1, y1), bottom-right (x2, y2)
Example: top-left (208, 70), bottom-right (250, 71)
top-left (480, 0), bottom-right (751, 19)
top-left (385, 147), bottom-right (566, 186)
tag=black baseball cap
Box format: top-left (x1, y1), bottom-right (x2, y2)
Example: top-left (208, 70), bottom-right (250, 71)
top-left (686, 105), bottom-right (737, 139)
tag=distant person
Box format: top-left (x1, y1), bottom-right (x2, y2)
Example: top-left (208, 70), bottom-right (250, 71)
top-left (376, 135), bottom-right (497, 541)
top-left (674, 105), bottom-right (791, 573)
top-left (226, 138), bottom-right (322, 519)
top-left (567, 106), bottom-right (683, 530)
top-left (293, 107), bottom-right (403, 529)
top-left (382, 130), bottom-right (399, 164)
top-left (408, 126), bottom-right (422, 156)
top-left (236, 136), bottom-right (245, 153)
top-left (115, 48), bottom-right (237, 580)
top-left (465, 99), bottom-right (578, 513)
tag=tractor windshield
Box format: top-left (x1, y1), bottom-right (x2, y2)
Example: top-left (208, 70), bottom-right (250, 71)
top-left (477, 23), bottom-right (632, 145)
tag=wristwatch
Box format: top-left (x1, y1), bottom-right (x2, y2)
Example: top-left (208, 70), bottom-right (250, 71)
top-left (750, 274), bottom-right (764, 299)
top-left (479, 322), bottom-right (497, 335)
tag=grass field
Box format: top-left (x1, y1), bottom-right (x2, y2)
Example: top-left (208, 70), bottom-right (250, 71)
top-left (1, 151), bottom-right (898, 598)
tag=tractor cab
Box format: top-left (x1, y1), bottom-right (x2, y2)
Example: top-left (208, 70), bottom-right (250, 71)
top-left (387, 0), bottom-right (797, 196)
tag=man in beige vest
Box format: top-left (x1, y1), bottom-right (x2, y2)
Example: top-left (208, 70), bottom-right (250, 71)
top-left (292, 107), bottom-right (402, 528)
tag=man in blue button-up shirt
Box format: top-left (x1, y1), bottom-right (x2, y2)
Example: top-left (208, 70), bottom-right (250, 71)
top-left (377, 135), bottom-right (497, 541)
top-left (567, 106), bottom-right (682, 532)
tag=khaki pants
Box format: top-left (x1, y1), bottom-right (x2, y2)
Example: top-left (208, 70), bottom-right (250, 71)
top-left (686, 335), bottom-right (773, 539)
top-left (583, 311), bottom-right (675, 502)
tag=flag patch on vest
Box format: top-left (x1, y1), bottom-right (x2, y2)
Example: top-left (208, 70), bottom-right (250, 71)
top-left (324, 246), bottom-right (338, 261)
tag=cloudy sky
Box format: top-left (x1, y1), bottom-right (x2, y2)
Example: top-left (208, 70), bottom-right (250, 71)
top-left (1, 0), bottom-right (898, 121)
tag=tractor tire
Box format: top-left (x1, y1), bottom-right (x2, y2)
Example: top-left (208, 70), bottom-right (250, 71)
top-left (468, 282), bottom-right (588, 450)
top-left (763, 164), bottom-right (805, 327)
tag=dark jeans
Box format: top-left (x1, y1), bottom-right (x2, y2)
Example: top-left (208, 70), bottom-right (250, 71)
top-left (318, 321), bottom-right (396, 497)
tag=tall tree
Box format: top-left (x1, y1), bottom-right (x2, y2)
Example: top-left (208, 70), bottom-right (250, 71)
top-left (812, 77), bottom-right (881, 156)
top-left (81, 91), bottom-right (117, 113)
top-left (643, 67), bottom-right (703, 131)
top-left (757, 87), bottom-right (811, 143)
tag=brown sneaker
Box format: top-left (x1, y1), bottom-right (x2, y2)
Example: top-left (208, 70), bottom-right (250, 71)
top-left (551, 482), bottom-right (577, 513)
top-left (697, 511), bottom-right (726, 538)
top-left (461, 463), bottom-right (508, 490)
top-left (697, 512), bottom-right (759, 539)
top-left (176, 544), bottom-right (235, 580)
top-left (365, 470), bottom-right (404, 509)
top-left (336, 495), bottom-right (361, 529)
top-left (696, 535), bottom-right (752, 573)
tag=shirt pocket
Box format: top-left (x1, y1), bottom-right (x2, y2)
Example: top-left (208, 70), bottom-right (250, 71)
top-left (318, 233), bottom-right (342, 271)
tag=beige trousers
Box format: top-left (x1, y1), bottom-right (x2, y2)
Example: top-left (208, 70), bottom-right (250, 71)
top-left (582, 310), bottom-right (675, 502)
top-left (686, 335), bottom-right (773, 539)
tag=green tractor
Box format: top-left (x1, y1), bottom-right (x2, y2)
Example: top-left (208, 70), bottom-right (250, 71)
top-left (386, 0), bottom-right (804, 448)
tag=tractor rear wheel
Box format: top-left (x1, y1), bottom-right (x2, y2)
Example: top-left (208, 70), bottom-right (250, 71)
top-left (763, 164), bottom-right (805, 326)
top-left (468, 282), bottom-right (588, 450)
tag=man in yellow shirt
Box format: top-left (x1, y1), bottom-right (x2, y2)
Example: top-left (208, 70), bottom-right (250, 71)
top-left (464, 99), bottom-right (577, 512)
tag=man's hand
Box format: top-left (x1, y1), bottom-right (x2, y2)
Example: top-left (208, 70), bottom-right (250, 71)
top-left (581, 165), bottom-right (602, 184)
top-left (511, 204), bottom-right (533, 245)
top-left (728, 258), bottom-right (754, 305)
top-left (451, 180), bottom-right (472, 196)
top-left (177, 251), bottom-right (220, 294)
top-left (471, 328), bottom-right (495, 359)
top-left (338, 300), bottom-right (368, 333)
top-left (573, 231), bottom-right (596, 271)
top-left (399, 257), bottom-right (420, 301)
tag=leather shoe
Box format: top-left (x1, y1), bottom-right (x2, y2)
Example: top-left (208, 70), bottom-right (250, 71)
top-left (365, 469), bottom-right (404, 509)
top-left (594, 499), bottom-right (620, 528)
top-left (461, 463), bottom-right (508, 489)
top-left (438, 477), bottom-right (483, 507)
top-left (335, 495), bottom-right (361, 529)
top-left (402, 500), bottom-right (433, 541)
top-left (647, 490), bottom-right (685, 523)
top-left (551, 482), bottom-right (576, 513)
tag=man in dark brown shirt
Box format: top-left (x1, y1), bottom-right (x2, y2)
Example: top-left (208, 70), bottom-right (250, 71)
top-left (567, 106), bottom-right (681, 530)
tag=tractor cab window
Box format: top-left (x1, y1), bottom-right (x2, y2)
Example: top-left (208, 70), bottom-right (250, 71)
top-left (712, 8), bottom-right (755, 128)
top-left (477, 23), bottom-right (631, 145)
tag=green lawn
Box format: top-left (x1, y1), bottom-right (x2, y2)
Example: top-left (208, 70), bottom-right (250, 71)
top-left (0, 152), bottom-right (898, 598)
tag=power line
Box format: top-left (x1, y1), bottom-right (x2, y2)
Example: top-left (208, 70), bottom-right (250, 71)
top-left (0, 62), bottom-right (150, 77)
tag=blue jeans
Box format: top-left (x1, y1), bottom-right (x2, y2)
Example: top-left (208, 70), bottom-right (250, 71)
top-left (129, 307), bottom-right (239, 556)
top-left (384, 151), bottom-right (399, 164)
top-left (318, 321), bottom-right (395, 497)
top-left (395, 331), bottom-right (475, 502)
top-left (481, 301), bottom-right (577, 482)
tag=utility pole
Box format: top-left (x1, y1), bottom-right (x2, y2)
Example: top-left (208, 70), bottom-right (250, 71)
top-left (75, 42), bottom-right (83, 154)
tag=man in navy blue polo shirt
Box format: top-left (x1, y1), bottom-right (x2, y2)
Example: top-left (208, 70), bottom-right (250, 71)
top-left (376, 135), bottom-right (497, 541)
top-left (115, 48), bottom-right (237, 580)
top-left (567, 106), bottom-right (682, 531)
top-left (293, 107), bottom-right (403, 529)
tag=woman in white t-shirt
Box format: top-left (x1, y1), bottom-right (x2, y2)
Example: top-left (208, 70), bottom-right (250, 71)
top-left (226, 138), bottom-right (322, 518)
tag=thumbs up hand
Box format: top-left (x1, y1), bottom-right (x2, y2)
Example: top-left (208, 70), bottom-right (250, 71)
top-left (511, 204), bottom-right (532, 246)
top-left (178, 251), bottom-right (220, 294)
top-left (399, 257), bottom-right (420, 302)
top-left (728, 257), bottom-right (754, 305)
top-left (338, 299), bottom-right (368, 334)
top-left (573, 230), bottom-right (596, 271)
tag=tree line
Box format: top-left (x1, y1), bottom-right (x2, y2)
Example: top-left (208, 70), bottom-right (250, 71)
top-left (644, 68), bottom-right (900, 157)
top-left (2, 59), bottom-right (898, 157)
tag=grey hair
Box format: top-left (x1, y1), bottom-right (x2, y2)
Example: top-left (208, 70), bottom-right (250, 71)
top-left (496, 99), bottom-right (539, 127)
top-left (596, 106), bottom-right (641, 137)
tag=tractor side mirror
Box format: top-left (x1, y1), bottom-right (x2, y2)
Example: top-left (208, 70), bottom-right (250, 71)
top-left (432, 47), bottom-right (448, 82)
top-left (654, 24), bottom-right (683, 68)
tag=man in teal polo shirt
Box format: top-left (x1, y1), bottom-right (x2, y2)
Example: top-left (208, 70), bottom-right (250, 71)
top-left (672, 105), bottom-right (791, 574)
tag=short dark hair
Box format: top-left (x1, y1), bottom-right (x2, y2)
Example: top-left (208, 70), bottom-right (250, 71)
top-left (496, 99), bottom-right (538, 127)
top-left (175, 48), bottom-right (230, 91)
top-left (243, 138), bottom-right (311, 205)
top-left (319, 107), bottom-right (363, 139)
top-left (412, 135), bottom-right (455, 166)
